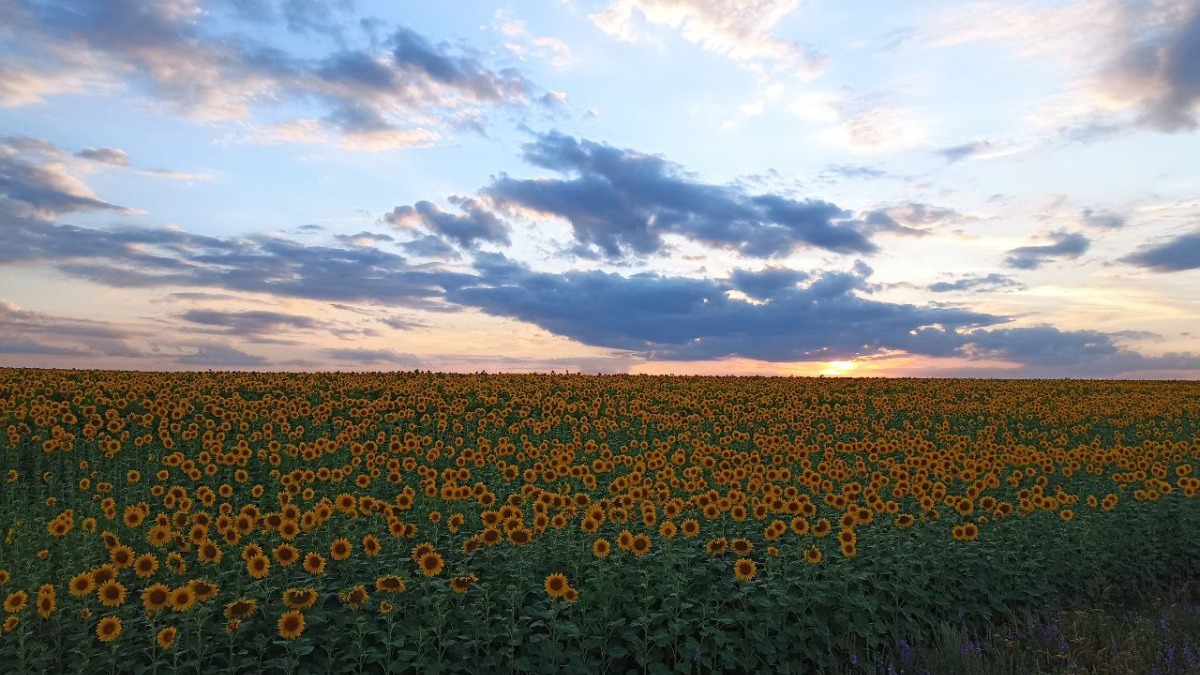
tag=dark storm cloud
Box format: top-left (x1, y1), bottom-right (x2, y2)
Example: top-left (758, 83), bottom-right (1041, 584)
top-left (484, 131), bottom-right (875, 259)
top-left (0, 339), bottom-right (88, 356)
top-left (928, 273), bottom-right (1023, 293)
top-left (727, 267), bottom-right (809, 301)
top-left (1120, 230), bottom-right (1200, 272)
top-left (4, 1), bottom-right (542, 147)
top-left (385, 197), bottom-right (511, 248)
top-left (1004, 232), bottom-right (1091, 269)
top-left (1111, 6), bottom-right (1200, 132)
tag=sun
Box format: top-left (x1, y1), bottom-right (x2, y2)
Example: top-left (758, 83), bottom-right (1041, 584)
top-left (820, 360), bottom-right (857, 376)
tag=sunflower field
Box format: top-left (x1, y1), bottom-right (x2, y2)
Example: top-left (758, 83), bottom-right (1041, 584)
top-left (1, 368), bottom-right (1199, 673)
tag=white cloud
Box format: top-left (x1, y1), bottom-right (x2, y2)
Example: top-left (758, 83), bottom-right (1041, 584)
top-left (587, 0), bottom-right (824, 77)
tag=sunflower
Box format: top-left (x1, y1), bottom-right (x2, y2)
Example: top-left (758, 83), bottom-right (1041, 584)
top-left (450, 575), bottom-right (477, 594)
top-left (69, 572), bottom-right (96, 598)
top-left (706, 538), bottom-right (728, 556)
top-left (241, 544), bottom-right (264, 562)
top-left (592, 538), bottom-right (612, 558)
top-left (375, 575), bottom-right (407, 594)
top-left (895, 514), bottom-right (915, 529)
top-left (731, 538), bottom-right (754, 555)
top-left (630, 534), bottom-right (652, 556)
top-left (616, 530), bottom-right (633, 551)
top-left (274, 544), bottom-right (299, 567)
top-left (96, 616), bottom-right (122, 642)
top-left (246, 554), bottom-right (270, 579)
top-left (2, 616), bottom-right (17, 632)
top-left (134, 553), bottom-right (159, 579)
top-left (544, 573), bottom-right (569, 599)
top-left (680, 519), bottom-right (700, 538)
top-left (110, 545), bottom-right (134, 569)
top-left (282, 587), bottom-right (317, 610)
top-left (0, 570), bottom-right (8, 586)
top-left (507, 527), bottom-right (533, 546)
top-left (418, 552), bottom-right (444, 577)
top-left (481, 528), bottom-right (502, 547)
top-left (190, 579), bottom-right (219, 602)
top-left (658, 521), bottom-right (677, 539)
top-left (166, 552), bottom-right (187, 576)
top-left (156, 626), bottom-right (177, 649)
top-left (790, 517), bottom-right (810, 535)
top-left (340, 585), bottom-right (369, 610)
top-left (169, 585), bottom-right (197, 612)
top-left (330, 538), bottom-right (352, 561)
top-left (962, 523), bottom-right (979, 541)
top-left (410, 542), bottom-right (435, 563)
top-left (804, 547), bottom-right (823, 564)
top-left (36, 585), bottom-right (55, 619)
top-left (563, 588), bottom-right (579, 602)
top-left (303, 552), bottom-right (326, 576)
top-left (1059, 509), bottom-right (1075, 522)
top-left (97, 581), bottom-right (126, 608)
top-left (277, 610), bottom-right (306, 639)
top-left (91, 564), bottom-right (118, 586)
top-left (812, 519), bottom-right (832, 538)
top-left (197, 540), bottom-right (223, 564)
top-left (733, 558), bottom-right (757, 582)
top-left (362, 534), bottom-right (381, 557)
top-left (142, 583), bottom-right (171, 612)
top-left (224, 598), bottom-right (258, 620)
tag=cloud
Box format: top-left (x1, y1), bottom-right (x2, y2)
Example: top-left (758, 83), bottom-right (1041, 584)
top-left (1004, 231), bottom-right (1091, 269)
top-left (928, 273), bottom-right (1024, 293)
top-left (4, 217), bottom-right (463, 307)
top-left (172, 343), bottom-right (269, 367)
top-left (820, 164), bottom-right (892, 181)
top-left (75, 147), bottom-right (129, 166)
top-left (0, 136), bottom-right (133, 215)
top-left (178, 309), bottom-right (324, 335)
top-left (448, 253), bottom-right (995, 361)
top-left (860, 202), bottom-right (965, 237)
top-left (0, 299), bottom-right (142, 357)
top-left (1107, 5), bottom-right (1200, 132)
top-left (484, 131), bottom-right (875, 259)
top-left (3, 0), bottom-right (545, 149)
top-left (399, 234), bottom-right (461, 259)
top-left (1080, 207), bottom-right (1125, 229)
top-left (385, 197), bottom-right (511, 248)
top-left (492, 10), bottom-right (574, 71)
top-left (1120, 230), bottom-right (1200, 272)
top-left (324, 348), bottom-right (424, 367)
top-left (587, 0), bottom-right (824, 76)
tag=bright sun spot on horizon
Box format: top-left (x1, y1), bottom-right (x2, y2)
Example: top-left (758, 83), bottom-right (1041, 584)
top-left (821, 360), bottom-right (857, 376)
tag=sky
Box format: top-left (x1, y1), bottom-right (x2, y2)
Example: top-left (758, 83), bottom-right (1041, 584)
top-left (1, 0), bottom-right (1199, 377)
